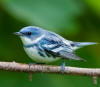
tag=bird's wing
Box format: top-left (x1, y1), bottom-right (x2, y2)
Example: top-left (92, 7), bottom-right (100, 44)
top-left (58, 50), bottom-right (85, 61)
top-left (40, 32), bottom-right (85, 61)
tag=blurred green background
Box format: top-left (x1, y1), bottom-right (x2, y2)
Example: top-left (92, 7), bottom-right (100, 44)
top-left (0, 0), bottom-right (100, 87)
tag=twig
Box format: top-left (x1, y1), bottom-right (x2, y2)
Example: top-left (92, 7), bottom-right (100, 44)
top-left (0, 61), bottom-right (100, 77)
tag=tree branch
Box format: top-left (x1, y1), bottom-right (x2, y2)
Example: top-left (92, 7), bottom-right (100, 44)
top-left (0, 61), bottom-right (100, 77)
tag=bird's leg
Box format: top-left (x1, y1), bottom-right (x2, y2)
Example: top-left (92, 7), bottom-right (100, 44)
top-left (61, 58), bottom-right (66, 73)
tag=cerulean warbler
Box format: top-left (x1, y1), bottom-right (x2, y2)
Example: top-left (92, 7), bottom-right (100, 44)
top-left (14, 26), bottom-right (97, 72)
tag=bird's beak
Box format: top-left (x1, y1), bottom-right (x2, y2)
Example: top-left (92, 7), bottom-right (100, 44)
top-left (14, 32), bottom-right (23, 36)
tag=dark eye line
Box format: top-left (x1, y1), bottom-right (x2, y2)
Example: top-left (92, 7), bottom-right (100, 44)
top-left (26, 32), bottom-right (32, 35)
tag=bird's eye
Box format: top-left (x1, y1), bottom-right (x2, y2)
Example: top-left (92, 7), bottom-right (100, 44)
top-left (26, 32), bottom-right (32, 35)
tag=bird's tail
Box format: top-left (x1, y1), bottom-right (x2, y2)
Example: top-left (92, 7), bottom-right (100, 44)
top-left (71, 42), bottom-right (98, 50)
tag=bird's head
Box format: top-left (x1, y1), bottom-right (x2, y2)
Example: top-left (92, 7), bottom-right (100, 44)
top-left (14, 26), bottom-right (45, 45)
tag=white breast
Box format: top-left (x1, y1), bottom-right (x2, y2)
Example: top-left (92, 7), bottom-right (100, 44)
top-left (20, 34), bottom-right (45, 46)
top-left (24, 46), bottom-right (60, 63)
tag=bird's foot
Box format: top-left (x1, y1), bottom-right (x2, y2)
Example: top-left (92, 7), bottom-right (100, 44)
top-left (61, 61), bottom-right (66, 73)
top-left (28, 63), bottom-right (36, 70)
top-left (28, 63), bottom-right (45, 69)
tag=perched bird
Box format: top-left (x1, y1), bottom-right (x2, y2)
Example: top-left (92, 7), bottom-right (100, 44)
top-left (14, 26), bottom-right (97, 72)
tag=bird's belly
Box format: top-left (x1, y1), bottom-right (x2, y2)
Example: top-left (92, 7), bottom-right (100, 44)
top-left (24, 47), bottom-right (60, 63)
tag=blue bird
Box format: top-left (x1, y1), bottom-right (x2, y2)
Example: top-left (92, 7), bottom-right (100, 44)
top-left (14, 26), bottom-right (97, 72)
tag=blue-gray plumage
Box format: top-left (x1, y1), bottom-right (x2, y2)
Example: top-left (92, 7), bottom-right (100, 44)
top-left (14, 26), bottom-right (97, 72)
